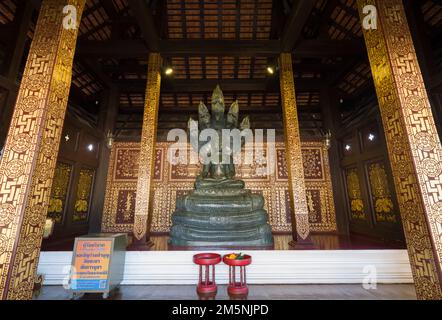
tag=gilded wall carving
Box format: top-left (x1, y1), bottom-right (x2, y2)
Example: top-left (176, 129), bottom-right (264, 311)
top-left (358, 0), bottom-right (442, 299)
top-left (0, 0), bottom-right (85, 299)
top-left (73, 168), bottom-right (95, 222)
top-left (47, 162), bottom-right (72, 223)
top-left (279, 53), bottom-right (311, 241)
top-left (133, 53), bottom-right (161, 241)
top-left (367, 162), bottom-right (396, 223)
top-left (102, 141), bottom-right (336, 234)
top-left (345, 168), bottom-right (366, 221)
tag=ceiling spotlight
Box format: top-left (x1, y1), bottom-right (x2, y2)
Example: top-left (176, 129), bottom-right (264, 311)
top-left (87, 144), bottom-right (94, 152)
top-left (164, 67), bottom-right (174, 76)
top-left (368, 133), bottom-right (376, 141)
top-left (345, 144), bottom-right (352, 151)
top-left (266, 66), bottom-right (275, 75)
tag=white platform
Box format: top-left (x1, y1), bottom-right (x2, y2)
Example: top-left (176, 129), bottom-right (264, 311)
top-left (38, 250), bottom-right (413, 285)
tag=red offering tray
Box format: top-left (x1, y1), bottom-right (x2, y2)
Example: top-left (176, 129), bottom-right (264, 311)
top-left (193, 253), bottom-right (221, 295)
top-left (223, 253), bottom-right (252, 296)
top-left (193, 253), bottom-right (222, 265)
top-left (223, 254), bottom-right (252, 266)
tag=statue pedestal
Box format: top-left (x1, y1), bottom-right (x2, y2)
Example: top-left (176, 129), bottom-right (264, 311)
top-left (127, 238), bottom-right (154, 251)
top-left (288, 237), bottom-right (317, 250)
top-left (169, 179), bottom-right (274, 248)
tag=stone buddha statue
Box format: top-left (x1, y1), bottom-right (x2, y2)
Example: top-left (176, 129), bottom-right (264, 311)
top-left (169, 86), bottom-right (274, 248)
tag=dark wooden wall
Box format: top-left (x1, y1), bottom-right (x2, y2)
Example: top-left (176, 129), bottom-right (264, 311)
top-left (42, 112), bottom-right (101, 242)
top-left (338, 100), bottom-right (405, 245)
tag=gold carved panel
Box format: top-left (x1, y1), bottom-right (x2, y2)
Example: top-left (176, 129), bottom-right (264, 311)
top-left (345, 168), bottom-right (366, 221)
top-left (73, 168), bottom-right (95, 222)
top-left (367, 162), bottom-right (397, 223)
top-left (47, 162), bottom-right (72, 223)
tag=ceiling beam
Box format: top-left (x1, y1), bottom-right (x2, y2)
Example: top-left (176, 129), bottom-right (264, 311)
top-left (159, 40), bottom-right (282, 56)
top-left (295, 39), bottom-right (367, 58)
top-left (115, 78), bottom-right (322, 93)
top-left (281, 0), bottom-right (318, 52)
top-left (127, 0), bottom-right (160, 51)
top-left (77, 39), bottom-right (366, 58)
top-left (103, 61), bottom-right (345, 74)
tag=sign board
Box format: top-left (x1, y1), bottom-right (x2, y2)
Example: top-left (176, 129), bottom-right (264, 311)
top-left (70, 239), bottom-right (113, 291)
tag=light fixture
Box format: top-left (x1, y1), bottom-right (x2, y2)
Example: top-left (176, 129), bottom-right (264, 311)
top-left (106, 130), bottom-right (114, 149)
top-left (324, 130), bottom-right (332, 150)
top-left (164, 67), bottom-right (174, 76)
top-left (266, 66), bottom-right (275, 75)
top-left (345, 144), bottom-right (352, 151)
top-left (87, 144), bottom-right (94, 152)
top-left (368, 133), bottom-right (376, 141)
top-left (163, 58), bottom-right (174, 76)
top-left (64, 134), bottom-right (70, 142)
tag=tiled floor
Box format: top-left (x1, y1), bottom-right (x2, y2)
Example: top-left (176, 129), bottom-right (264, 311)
top-left (35, 284), bottom-right (416, 300)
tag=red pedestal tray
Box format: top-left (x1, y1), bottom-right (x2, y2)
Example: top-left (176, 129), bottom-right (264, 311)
top-left (193, 253), bottom-right (222, 295)
top-left (223, 254), bottom-right (252, 296)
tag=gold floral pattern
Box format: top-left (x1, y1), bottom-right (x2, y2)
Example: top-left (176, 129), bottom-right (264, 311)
top-left (368, 162), bottom-right (396, 223)
top-left (345, 168), bottom-right (366, 220)
top-left (47, 162), bottom-right (72, 223)
top-left (73, 168), bottom-right (95, 222)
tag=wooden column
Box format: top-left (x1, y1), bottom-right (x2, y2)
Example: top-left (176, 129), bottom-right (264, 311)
top-left (320, 84), bottom-right (349, 234)
top-left (0, 0), bottom-right (85, 299)
top-left (358, 0), bottom-right (442, 299)
top-left (88, 87), bottom-right (119, 233)
top-left (279, 53), bottom-right (313, 248)
top-left (131, 53), bottom-right (161, 250)
top-left (0, 1), bottom-right (35, 150)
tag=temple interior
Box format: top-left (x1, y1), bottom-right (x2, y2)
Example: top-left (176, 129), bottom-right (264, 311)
top-left (0, 0), bottom-right (442, 300)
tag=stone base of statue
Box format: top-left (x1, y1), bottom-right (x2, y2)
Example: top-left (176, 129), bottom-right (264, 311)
top-left (169, 178), bottom-right (274, 248)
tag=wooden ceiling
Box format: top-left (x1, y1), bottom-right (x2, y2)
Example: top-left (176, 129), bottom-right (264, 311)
top-left (1, 0), bottom-right (442, 135)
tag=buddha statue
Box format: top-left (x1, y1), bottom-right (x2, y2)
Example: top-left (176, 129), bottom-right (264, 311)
top-left (169, 86), bottom-right (274, 248)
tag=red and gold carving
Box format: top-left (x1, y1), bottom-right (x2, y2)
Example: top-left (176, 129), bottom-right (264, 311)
top-left (358, 0), bottom-right (442, 299)
top-left (102, 141), bottom-right (336, 234)
top-left (279, 53), bottom-right (311, 241)
top-left (133, 53), bottom-right (162, 241)
top-left (0, 0), bottom-right (85, 299)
